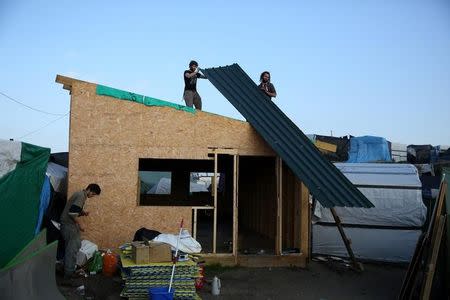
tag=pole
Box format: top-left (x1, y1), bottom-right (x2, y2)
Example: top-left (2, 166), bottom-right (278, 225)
top-left (168, 218), bottom-right (184, 292)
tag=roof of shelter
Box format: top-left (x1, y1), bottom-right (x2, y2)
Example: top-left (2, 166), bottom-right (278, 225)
top-left (201, 63), bottom-right (374, 208)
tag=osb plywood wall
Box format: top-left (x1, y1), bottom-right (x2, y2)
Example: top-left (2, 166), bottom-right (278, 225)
top-left (67, 81), bottom-right (274, 250)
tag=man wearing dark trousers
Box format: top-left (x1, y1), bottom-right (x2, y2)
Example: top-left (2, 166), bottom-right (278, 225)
top-left (60, 183), bottom-right (101, 279)
top-left (183, 60), bottom-right (207, 110)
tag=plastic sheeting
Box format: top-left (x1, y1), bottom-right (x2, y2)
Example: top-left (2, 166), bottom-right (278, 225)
top-left (35, 176), bottom-right (51, 235)
top-left (153, 229), bottom-right (202, 253)
top-left (96, 84), bottom-right (195, 114)
top-left (46, 161), bottom-right (67, 193)
top-left (347, 136), bottom-right (391, 163)
top-left (147, 178), bottom-right (208, 194)
top-left (76, 240), bottom-right (98, 266)
top-left (0, 140), bottom-right (50, 268)
top-left (312, 163), bottom-right (426, 262)
top-left (0, 231), bottom-right (64, 300)
top-left (0, 139), bottom-right (21, 178)
top-left (313, 225), bottom-right (421, 263)
top-left (314, 163), bottom-right (426, 227)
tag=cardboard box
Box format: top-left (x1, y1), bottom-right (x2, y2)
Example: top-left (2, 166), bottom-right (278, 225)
top-left (131, 241), bottom-right (149, 264)
top-left (148, 241), bottom-right (172, 263)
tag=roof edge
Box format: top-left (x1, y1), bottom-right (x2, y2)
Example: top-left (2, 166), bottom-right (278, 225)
top-left (55, 75), bottom-right (93, 92)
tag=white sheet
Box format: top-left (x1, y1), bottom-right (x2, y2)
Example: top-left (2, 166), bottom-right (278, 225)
top-left (0, 139), bottom-right (21, 178)
top-left (312, 225), bottom-right (421, 263)
top-left (314, 163), bottom-right (427, 227)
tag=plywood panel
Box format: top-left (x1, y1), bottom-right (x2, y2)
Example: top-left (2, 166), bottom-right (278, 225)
top-left (66, 81), bottom-right (275, 250)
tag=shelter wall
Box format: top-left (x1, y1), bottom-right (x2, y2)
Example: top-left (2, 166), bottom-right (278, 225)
top-left (67, 82), bottom-right (274, 249)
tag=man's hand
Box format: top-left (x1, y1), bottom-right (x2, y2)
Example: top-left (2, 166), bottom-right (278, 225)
top-left (260, 83), bottom-right (268, 92)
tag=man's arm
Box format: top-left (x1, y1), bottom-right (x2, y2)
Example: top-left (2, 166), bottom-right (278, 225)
top-left (68, 205), bottom-right (86, 231)
top-left (197, 73), bottom-right (207, 79)
top-left (184, 69), bottom-right (198, 79)
top-left (265, 83), bottom-right (277, 98)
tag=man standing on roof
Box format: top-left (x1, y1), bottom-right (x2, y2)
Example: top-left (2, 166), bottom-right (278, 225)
top-left (259, 71), bottom-right (277, 99)
top-left (183, 60), bottom-right (207, 110)
top-left (60, 183), bottom-right (101, 279)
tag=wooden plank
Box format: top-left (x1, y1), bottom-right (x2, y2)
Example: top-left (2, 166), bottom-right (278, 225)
top-left (191, 206), bottom-right (214, 210)
top-left (431, 182), bottom-right (447, 241)
top-left (398, 233), bottom-right (426, 300)
top-left (213, 153), bottom-right (218, 254)
top-left (193, 208), bottom-right (198, 240)
top-left (420, 216), bottom-right (446, 300)
top-left (444, 173), bottom-right (450, 292)
top-left (233, 154), bottom-right (239, 263)
top-left (330, 207), bottom-right (363, 272)
top-left (275, 157), bottom-right (283, 255)
top-left (237, 254), bottom-right (306, 268)
top-left (398, 181), bottom-right (446, 300)
top-left (202, 253), bottom-right (306, 268)
top-left (299, 182), bottom-right (310, 258)
top-left (315, 140), bottom-right (337, 153)
top-left (208, 148), bottom-right (238, 155)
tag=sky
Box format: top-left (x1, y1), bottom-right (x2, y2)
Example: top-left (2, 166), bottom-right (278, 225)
top-left (1, 0), bottom-right (449, 153)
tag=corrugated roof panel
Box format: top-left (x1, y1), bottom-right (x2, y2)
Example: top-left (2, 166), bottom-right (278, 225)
top-left (202, 63), bottom-right (374, 208)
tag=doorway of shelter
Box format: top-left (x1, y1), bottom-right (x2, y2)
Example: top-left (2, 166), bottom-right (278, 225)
top-left (237, 156), bottom-right (277, 255)
top-left (194, 154), bottom-right (234, 254)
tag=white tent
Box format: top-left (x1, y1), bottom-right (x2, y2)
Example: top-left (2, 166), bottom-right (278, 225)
top-left (313, 163), bottom-right (426, 263)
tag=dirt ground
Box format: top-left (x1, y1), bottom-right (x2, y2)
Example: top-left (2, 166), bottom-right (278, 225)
top-left (57, 261), bottom-right (407, 300)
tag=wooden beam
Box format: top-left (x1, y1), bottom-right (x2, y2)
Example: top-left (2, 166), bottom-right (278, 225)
top-left (299, 182), bottom-right (310, 259)
top-left (430, 181), bottom-right (447, 243)
top-left (208, 148), bottom-right (238, 155)
top-left (275, 157), bottom-right (283, 255)
top-left (193, 208), bottom-right (198, 240)
top-left (233, 154), bottom-right (239, 263)
top-left (330, 207), bottom-right (363, 272)
top-left (202, 253), bottom-right (307, 268)
top-left (238, 254), bottom-right (306, 268)
top-left (315, 140), bottom-right (337, 153)
top-left (213, 153), bottom-right (218, 254)
top-left (420, 216), bottom-right (446, 300)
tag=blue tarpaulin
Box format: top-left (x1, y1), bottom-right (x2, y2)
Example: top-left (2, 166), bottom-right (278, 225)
top-left (347, 136), bottom-right (391, 163)
top-left (35, 176), bottom-right (51, 235)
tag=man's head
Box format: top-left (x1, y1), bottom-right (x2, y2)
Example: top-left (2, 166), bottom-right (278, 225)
top-left (260, 71), bottom-right (271, 83)
top-left (86, 183), bottom-right (101, 198)
top-left (189, 60), bottom-right (198, 71)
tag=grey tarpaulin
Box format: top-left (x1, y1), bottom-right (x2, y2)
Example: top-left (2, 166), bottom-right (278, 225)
top-left (0, 231), bottom-right (64, 300)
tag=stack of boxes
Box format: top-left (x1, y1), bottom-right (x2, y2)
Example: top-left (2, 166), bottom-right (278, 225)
top-left (120, 241), bottom-right (201, 299)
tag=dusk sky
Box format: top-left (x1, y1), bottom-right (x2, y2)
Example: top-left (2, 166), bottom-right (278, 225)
top-left (1, 1), bottom-right (449, 152)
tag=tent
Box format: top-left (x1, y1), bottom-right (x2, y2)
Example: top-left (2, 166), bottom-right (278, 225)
top-left (313, 163), bottom-right (426, 262)
top-left (0, 139), bottom-right (50, 267)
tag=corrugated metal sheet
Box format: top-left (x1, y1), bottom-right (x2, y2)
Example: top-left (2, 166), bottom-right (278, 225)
top-left (201, 64), bottom-right (373, 208)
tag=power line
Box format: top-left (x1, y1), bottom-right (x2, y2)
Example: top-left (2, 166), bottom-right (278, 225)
top-left (17, 112), bottom-right (69, 140)
top-left (0, 90), bottom-right (66, 116)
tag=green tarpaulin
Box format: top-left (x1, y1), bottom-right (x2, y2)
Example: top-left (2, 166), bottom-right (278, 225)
top-left (96, 84), bottom-right (196, 114)
top-left (0, 141), bottom-right (50, 268)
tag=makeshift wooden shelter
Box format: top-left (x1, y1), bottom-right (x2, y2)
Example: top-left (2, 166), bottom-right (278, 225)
top-left (56, 64), bottom-right (372, 267)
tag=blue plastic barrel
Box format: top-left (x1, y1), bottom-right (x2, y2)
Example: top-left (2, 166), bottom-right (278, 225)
top-left (148, 287), bottom-right (175, 300)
